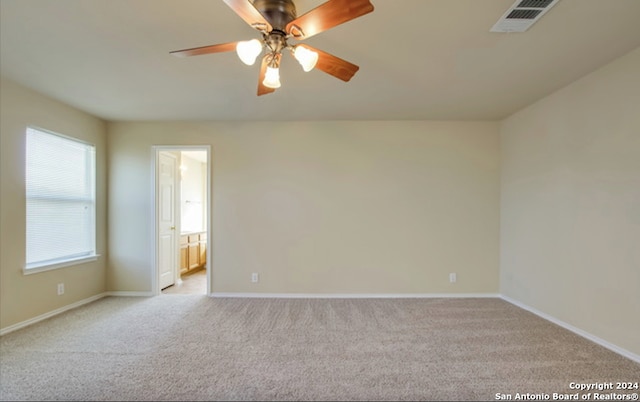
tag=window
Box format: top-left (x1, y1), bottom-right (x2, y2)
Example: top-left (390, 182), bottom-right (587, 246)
top-left (25, 127), bottom-right (97, 273)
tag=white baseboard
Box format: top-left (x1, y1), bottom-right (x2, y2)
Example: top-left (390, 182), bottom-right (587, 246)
top-left (106, 291), bottom-right (154, 297)
top-left (0, 292), bottom-right (107, 336)
top-left (500, 295), bottom-right (640, 364)
top-left (210, 292), bottom-right (500, 299)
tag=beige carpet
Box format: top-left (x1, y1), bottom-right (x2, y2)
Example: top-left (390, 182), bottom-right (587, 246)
top-left (1, 296), bottom-right (638, 401)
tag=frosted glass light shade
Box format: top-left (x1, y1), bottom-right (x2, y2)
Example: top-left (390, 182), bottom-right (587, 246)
top-left (236, 39), bottom-right (262, 66)
top-left (293, 46), bottom-right (319, 72)
top-left (263, 67), bottom-right (281, 88)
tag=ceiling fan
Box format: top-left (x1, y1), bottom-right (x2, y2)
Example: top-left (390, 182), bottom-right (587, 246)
top-left (170, 0), bottom-right (374, 96)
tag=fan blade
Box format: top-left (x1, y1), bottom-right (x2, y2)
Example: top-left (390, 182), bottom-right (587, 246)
top-left (286, 0), bottom-right (374, 40)
top-left (170, 42), bottom-right (238, 57)
top-left (223, 0), bottom-right (272, 32)
top-left (257, 54), bottom-right (278, 96)
top-left (299, 44), bottom-right (359, 82)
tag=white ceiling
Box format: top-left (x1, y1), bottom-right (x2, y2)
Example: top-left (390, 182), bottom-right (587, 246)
top-left (1, 0), bottom-right (639, 122)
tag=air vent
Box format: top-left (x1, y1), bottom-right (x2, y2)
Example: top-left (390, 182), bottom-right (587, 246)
top-left (490, 0), bottom-right (561, 32)
top-left (517, 0), bottom-right (554, 7)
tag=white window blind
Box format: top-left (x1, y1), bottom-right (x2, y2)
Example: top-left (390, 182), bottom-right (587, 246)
top-left (25, 127), bottom-right (96, 270)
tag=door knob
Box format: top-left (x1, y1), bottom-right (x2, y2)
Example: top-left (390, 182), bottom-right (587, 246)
top-left (170, 226), bottom-right (176, 230)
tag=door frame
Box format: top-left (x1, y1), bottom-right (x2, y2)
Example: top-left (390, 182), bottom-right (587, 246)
top-left (151, 145), bottom-right (212, 296)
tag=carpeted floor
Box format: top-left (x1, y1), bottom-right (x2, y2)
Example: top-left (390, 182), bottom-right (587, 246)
top-left (1, 296), bottom-right (638, 401)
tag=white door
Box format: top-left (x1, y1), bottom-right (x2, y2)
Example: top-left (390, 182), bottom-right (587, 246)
top-left (158, 152), bottom-right (177, 290)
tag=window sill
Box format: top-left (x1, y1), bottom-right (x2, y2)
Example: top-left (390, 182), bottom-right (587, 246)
top-left (23, 254), bottom-right (100, 275)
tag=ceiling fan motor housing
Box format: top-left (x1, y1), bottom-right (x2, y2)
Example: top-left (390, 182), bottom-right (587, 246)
top-left (252, 0), bottom-right (297, 31)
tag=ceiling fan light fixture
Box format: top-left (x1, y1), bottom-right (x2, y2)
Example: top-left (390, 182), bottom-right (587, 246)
top-left (293, 46), bottom-right (318, 72)
top-left (263, 66), bottom-right (281, 88)
top-left (171, 0), bottom-right (375, 95)
top-left (236, 39), bottom-right (263, 65)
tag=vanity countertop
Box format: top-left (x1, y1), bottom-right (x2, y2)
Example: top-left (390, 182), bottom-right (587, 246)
top-left (180, 230), bottom-right (207, 236)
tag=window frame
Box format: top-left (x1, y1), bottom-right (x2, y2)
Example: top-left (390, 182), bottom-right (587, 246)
top-left (23, 126), bottom-right (99, 275)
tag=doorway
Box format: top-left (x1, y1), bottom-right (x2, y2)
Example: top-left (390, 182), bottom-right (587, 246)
top-left (153, 146), bottom-right (211, 295)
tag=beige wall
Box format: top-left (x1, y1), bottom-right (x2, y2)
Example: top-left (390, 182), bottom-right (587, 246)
top-left (0, 78), bottom-right (107, 330)
top-left (500, 47), bottom-right (640, 354)
top-left (108, 121), bottom-right (500, 294)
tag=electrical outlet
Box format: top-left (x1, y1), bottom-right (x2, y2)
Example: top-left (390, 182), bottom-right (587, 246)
top-left (251, 273), bottom-right (259, 283)
top-left (449, 273), bottom-right (457, 283)
top-left (57, 283), bottom-right (65, 295)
